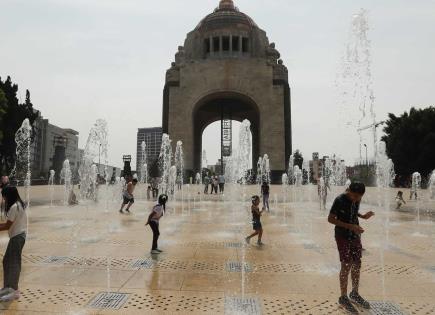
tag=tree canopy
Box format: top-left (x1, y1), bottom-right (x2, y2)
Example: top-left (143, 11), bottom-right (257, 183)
top-left (0, 76), bottom-right (39, 175)
top-left (382, 107), bottom-right (435, 180)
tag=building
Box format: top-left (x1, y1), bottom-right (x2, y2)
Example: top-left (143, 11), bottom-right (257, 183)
top-left (31, 115), bottom-right (79, 181)
top-left (136, 127), bottom-right (163, 178)
top-left (162, 0), bottom-right (291, 183)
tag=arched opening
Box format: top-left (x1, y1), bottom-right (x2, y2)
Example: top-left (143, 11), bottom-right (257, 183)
top-left (193, 91), bottom-right (260, 173)
top-left (202, 121), bottom-right (253, 174)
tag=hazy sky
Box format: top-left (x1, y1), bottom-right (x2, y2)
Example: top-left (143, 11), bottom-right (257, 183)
top-left (1, 0), bottom-right (434, 168)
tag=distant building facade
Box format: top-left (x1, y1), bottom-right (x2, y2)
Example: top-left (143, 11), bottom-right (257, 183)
top-left (31, 116), bottom-right (79, 181)
top-left (136, 127), bottom-right (163, 178)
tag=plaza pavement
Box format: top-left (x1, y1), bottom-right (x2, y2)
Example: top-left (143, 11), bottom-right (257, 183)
top-left (0, 184), bottom-right (434, 314)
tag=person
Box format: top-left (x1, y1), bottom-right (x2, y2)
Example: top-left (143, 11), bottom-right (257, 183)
top-left (395, 191), bottom-right (406, 209)
top-left (261, 182), bottom-right (270, 212)
top-left (68, 185), bottom-right (78, 205)
top-left (147, 186), bottom-right (152, 201)
top-left (119, 178), bottom-right (138, 214)
top-left (328, 182), bottom-right (375, 313)
top-left (146, 194), bottom-right (168, 254)
top-left (218, 174), bottom-right (225, 194)
top-left (203, 175), bottom-right (210, 194)
top-left (213, 176), bottom-right (219, 194)
top-left (1, 176), bottom-right (9, 190)
top-left (0, 186), bottom-right (27, 302)
top-left (245, 195), bottom-right (264, 245)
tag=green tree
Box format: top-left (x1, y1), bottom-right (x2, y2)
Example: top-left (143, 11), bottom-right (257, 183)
top-left (382, 107), bottom-right (435, 180)
top-left (0, 76), bottom-right (39, 174)
top-left (0, 88), bottom-right (7, 143)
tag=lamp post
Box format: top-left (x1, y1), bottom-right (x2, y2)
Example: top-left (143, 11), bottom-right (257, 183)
top-left (363, 144), bottom-right (368, 182)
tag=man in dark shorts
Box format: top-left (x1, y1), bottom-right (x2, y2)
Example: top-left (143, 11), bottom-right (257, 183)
top-left (328, 182), bottom-right (375, 313)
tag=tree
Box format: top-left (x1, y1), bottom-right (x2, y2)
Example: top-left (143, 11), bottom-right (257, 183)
top-left (0, 88), bottom-right (7, 143)
top-left (382, 107), bottom-right (435, 181)
top-left (0, 76), bottom-right (39, 174)
top-left (293, 149), bottom-right (303, 169)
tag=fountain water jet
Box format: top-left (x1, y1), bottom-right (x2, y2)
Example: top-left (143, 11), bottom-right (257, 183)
top-left (10, 118), bottom-right (32, 206)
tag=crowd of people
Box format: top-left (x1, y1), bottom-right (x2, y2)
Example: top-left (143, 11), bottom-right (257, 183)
top-left (202, 174), bottom-right (226, 194)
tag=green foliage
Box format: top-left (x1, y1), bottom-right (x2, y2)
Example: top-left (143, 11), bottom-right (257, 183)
top-left (382, 107), bottom-right (435, 179)
top-left (0, 88), bottom-right (7, 143)
top-left (0, 76), bottom-right (39, 174)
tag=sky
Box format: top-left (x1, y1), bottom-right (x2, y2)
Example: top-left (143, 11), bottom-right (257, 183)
top-left (1, 0), bottom-right (434, 168)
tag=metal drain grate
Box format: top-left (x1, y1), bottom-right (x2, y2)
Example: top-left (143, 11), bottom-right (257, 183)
top-left (88, 292), bottom-right (129, 310)
top-left (226, 262), bottom-right (252, 273)
top-left (225, 242), bottom-right (243, 248)
top-left (42, 256), bottom-right (70, 264)
top-left (131, 258), bottom-right (154, 269)
top-left (370, 301), bottom-right (407, 315)
top-left (225, 297), bottom-right (261, 315)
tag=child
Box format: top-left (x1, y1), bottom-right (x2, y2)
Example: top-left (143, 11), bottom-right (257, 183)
top-left (0, 186), bottom-right (27, 302)
top-left (395, 191), bottom-right (406, 209)
top-left (147, 186), bottom-right (152, 201)
top-left (328, 183), bottom-right (374, 313)
top-left (146, 194), bottom-right (168, 254)
top-left (245, 195), bottom-right (264, 246)
top-left (119, 178), bottom-right (138, 213)
top-left (261, 182), bottom-right (270, 212)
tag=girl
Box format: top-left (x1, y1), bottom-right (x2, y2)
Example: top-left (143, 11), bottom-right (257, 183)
top-left (146, 194), bottom-right (168, 254)
top-left (0, 186), bottom-right (27, 302)
top-left (245, 195), bottom-right (264, 245)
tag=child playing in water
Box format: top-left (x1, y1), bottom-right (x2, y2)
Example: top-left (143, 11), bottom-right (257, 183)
top-left (245, 195), bottom-right (264, 246)
top-left (146, 194), bottom-right (168, 254)
top-left (395, 191), bottom-right (406, 209)
top-left (0, 186), bottom-right (28, 302)
top-left (328, 183), bottom-right (375, 313)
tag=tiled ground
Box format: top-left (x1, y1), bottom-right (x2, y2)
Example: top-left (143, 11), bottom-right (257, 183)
top-left (0, 184), bottom-right (434, 314)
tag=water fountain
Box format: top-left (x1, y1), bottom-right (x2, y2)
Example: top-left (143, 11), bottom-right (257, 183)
top-left (175, 141), bottom-right (184, 199)
top-left (49, 170), bottom-right (55, 206)
top-left (429, 171), bottom-right (435, 200)
top-left (337, 8), bottom-right (377, 159)
top-left (10, 118), bottom-right (32, 205)
top-left (158, 133), bottom-right (173, 195)
top-left (140, 141), bottom-right (148, 186)
top-left (78, 119), bottom-right (108, 201)
top-left (60, 159), bottom-right (72, 206)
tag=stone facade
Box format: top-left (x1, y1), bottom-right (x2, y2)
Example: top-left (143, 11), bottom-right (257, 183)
top-left (163, 0), bottom-right (291, 181)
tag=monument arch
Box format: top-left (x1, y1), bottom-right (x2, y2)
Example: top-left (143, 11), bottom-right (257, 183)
top-left (163, 0), bottom-right (292, 182)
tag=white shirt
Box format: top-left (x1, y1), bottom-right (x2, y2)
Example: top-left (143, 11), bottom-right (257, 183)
top-left (6, 202), bottom-right (28, 238)
top-left (151, 204), bottom-right (164, 223)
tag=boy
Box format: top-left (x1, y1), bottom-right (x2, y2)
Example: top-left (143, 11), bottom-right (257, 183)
top-left (328, 182), bottom-right (374, 313)
top-left (245, 196), bottom-right (264, 246)
top-left (119, 178), bottom-right (138, 213)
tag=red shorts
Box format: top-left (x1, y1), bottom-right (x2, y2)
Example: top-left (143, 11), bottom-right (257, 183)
top-left (335, 237), bottom-right (362, 263)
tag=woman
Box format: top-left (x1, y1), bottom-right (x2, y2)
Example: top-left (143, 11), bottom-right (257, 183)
top-left (0, 186), bottom-right (27, 302)
top-left (146, 194), bottom-right (168, 254)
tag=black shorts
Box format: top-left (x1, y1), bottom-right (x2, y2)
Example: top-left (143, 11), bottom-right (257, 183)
top-left (123, 196), bottom-right (134, 205)
top-left (253, 221), bottom-right (262, 231)
top-left (335, 237), bottom-right (362, 263)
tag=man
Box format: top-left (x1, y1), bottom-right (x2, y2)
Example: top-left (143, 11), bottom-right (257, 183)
top-left (203, 175), bottom-right (210, 194)
top-left (328, 182), bottom-right (375, 313)
top-left (218, 174), bottom-right (225, 194)
top-left (119, 178), bottom-right (138, 214)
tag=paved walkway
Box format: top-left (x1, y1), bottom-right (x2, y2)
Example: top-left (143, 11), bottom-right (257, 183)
top-left (0, 185), bottom-right (434, 314)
